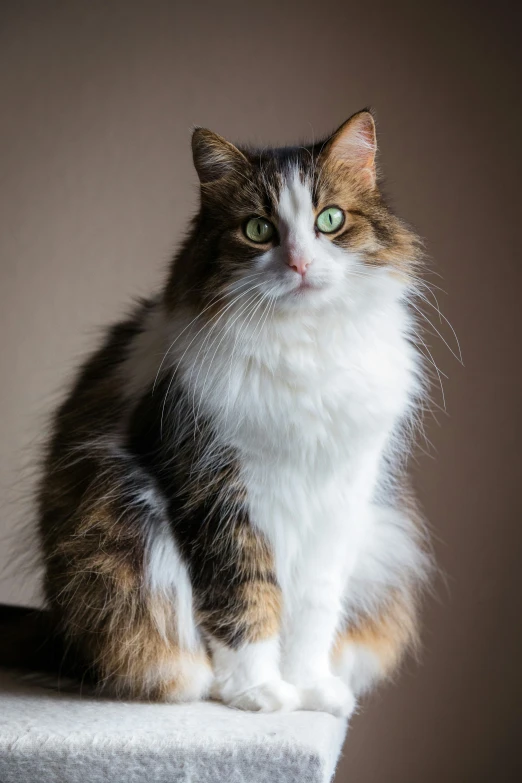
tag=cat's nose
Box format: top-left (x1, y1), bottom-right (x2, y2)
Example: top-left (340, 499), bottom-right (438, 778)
top-left (287, 255), bottom-right (311, 276)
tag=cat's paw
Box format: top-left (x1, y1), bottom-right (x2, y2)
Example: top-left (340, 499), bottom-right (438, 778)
top-left (222, 679), bottom-right (301, 712)
top-left (300, 675), bottom-right (357, 718)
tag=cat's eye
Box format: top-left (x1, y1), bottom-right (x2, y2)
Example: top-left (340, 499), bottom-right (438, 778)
top-left (244, 217), bottom-right (275, 244)
top-left (316, 207), bottom-right (345, 234)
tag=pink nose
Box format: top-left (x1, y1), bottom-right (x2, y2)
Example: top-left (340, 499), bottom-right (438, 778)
top-left (288, 256), bottom-right (311, 276)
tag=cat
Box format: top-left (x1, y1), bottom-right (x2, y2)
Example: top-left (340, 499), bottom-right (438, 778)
top-left (35, 109), bottom-right (431, 718)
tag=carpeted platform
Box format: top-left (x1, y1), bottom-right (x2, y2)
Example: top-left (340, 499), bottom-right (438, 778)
top-left (0, 669), bottom-right (346, 782)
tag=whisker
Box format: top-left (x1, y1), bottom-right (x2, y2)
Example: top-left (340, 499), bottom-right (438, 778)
top-left (409, 301), bottom-right (463, 365)
top-left (411, 285), bottom-right (463, 363)
top-left (152, 272), bottom-right (264, 393)
top-left (414, 335), bottom-right (447, 412)
top-left (159, 281), bottom-right (264, 435)
top-left (192, 287), bottom-right (269, 425)
top-left (222, 290), bottom-right (276, 432)
top-left (189, 289), bottom-right (264, 428)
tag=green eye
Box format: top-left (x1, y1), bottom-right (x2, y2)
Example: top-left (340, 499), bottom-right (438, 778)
top-left (316, 207), bottom-right (345, 234)
top-left (244, 217), bottom-right (275, 243)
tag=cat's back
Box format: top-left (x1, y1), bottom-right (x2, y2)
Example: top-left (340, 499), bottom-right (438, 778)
top-left (37, 297), bottom-right (163, 539)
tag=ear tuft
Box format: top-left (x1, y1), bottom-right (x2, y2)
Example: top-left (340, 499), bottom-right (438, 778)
top-left (191, 128), bottom-right (247, 184)
top-left (323, 110), bottom-right (377, 186)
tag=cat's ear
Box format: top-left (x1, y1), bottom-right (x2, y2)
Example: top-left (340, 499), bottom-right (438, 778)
top-left (192, 128), bottom-right (248, 184)
top-left (321, 110), bottom-right (377, 187)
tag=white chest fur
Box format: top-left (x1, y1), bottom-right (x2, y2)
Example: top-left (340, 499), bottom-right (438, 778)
top-left (158, 276), bottom-right (426, 715)
top-left (176, 280), bottom-right (419, 618)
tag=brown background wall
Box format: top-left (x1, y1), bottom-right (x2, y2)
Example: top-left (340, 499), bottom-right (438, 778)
top-left (0, 2), bottom-right (520, 781)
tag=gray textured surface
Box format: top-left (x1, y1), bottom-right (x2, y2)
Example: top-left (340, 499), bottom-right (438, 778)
top-left (0, 671), bottom-right (346, 783)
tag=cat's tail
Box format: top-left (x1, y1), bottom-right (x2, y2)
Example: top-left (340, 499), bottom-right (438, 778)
top-left (0, 603), bottom-right (87, 684)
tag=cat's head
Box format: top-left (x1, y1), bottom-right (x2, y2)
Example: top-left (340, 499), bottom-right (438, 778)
top-left (167, 110), bottom-right (420, 315)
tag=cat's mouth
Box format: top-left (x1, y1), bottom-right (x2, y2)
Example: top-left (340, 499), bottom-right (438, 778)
top-left (290, 277), bottom-right (325, 296)
top-left (261, 274), bottom-right (332, 304)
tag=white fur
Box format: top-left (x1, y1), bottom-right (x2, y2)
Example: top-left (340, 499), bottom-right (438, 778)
top-left (129, 653), bottom-right (212, 703)
top-left (120, 303), bottom-right (171, 403)
top-left (147, 515), bottom-right (200, 652)
top-left (131, 168), bottom-right (424, 715)
top-left (332, 642), bottom-right (383, 697)
top-left (210, 637), bottom-right (300, 712)
top-left (253, 170), bottom-right (352, 309)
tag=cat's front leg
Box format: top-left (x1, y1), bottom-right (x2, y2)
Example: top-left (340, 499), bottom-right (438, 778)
top-left (186, 512), bottom-right (300, 712)
top-left (282, 582), bottom-right (357, 718)
top-left (210, 637), bottom-right (300, 712)
top-left (280, 528), bottom-right (357, 718)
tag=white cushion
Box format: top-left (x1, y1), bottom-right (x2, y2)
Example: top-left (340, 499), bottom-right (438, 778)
top-left (0, 670), bottom-right (346, 782)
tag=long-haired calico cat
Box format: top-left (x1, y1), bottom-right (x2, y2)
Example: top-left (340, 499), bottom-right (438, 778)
top-left (31, 109), bottom-right (431, 717)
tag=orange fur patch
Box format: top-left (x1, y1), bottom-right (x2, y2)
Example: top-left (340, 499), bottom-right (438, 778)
top-left (333, 590), bottom-right (420, 678)
top-left (238, 580), bottom-right (282, 642)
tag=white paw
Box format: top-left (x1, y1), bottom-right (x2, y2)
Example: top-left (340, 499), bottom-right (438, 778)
top-left (222, 679), bottom-right (301, 713)
top-left (300, 675), bottom-right (357, 718)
